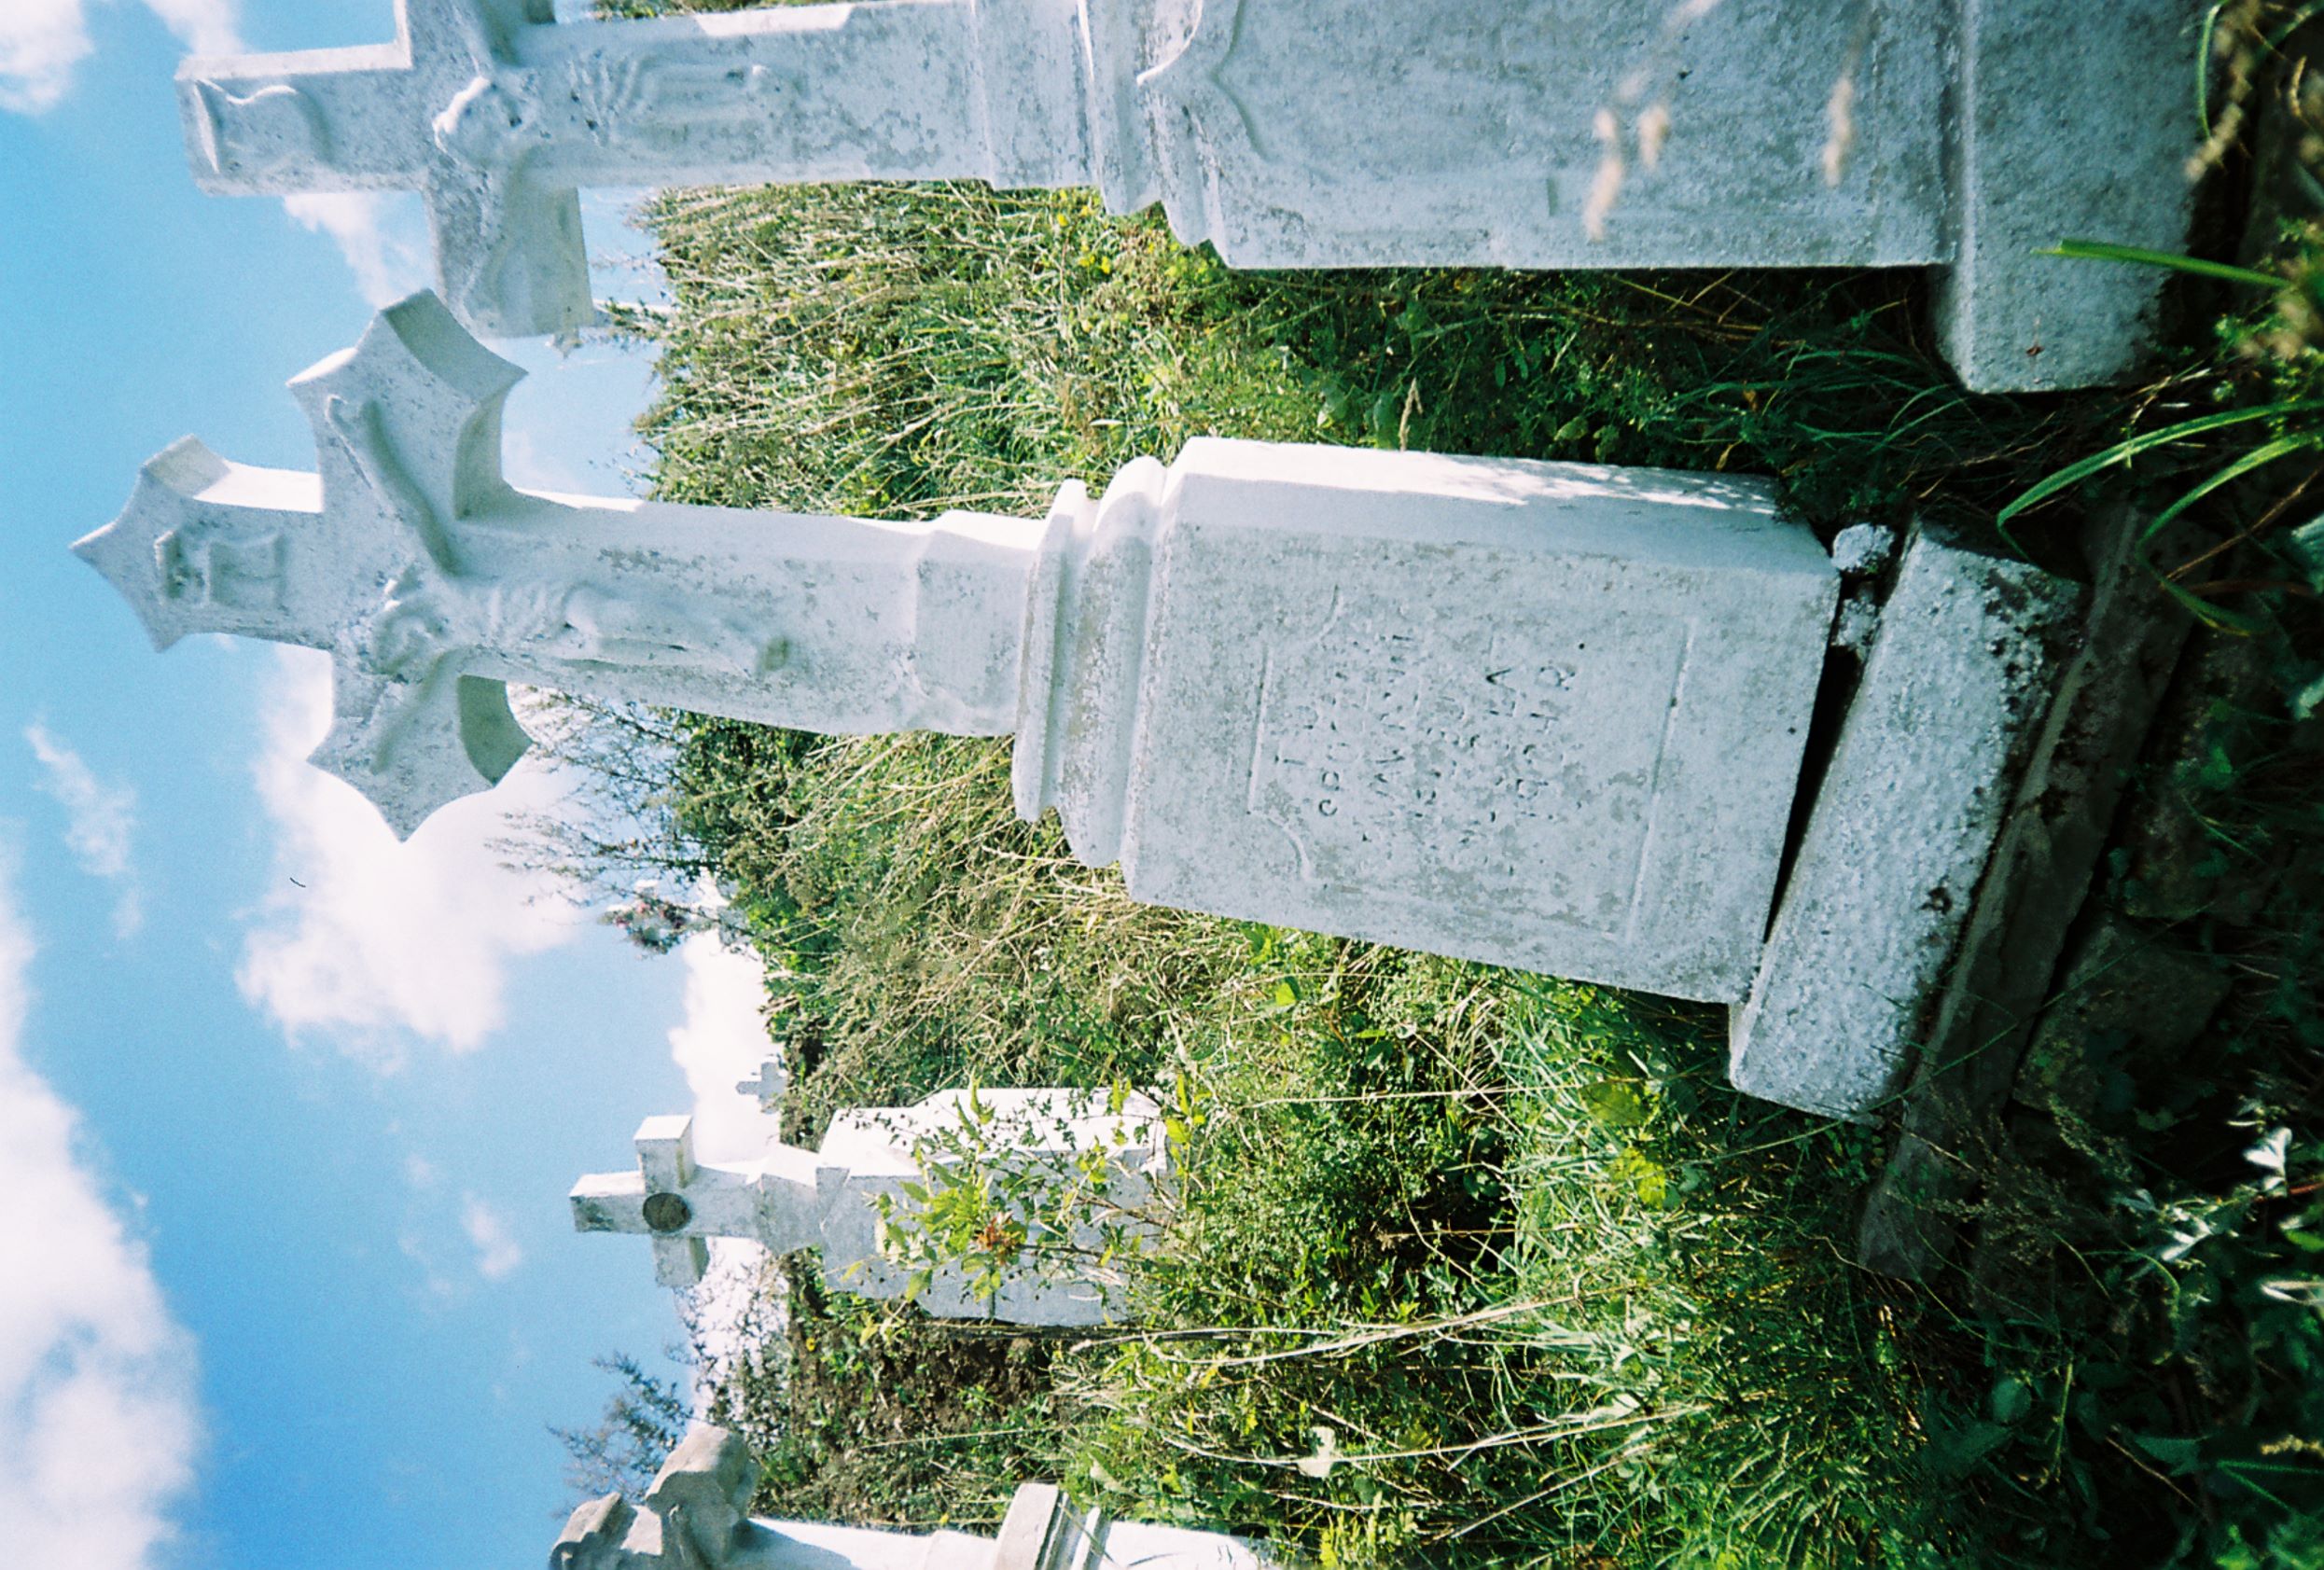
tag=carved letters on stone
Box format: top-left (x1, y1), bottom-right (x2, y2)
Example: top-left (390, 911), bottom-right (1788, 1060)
top-left (156, 524), bottom-right (288, 614)
top-left (1247, 590), bottom-right (1689, 935)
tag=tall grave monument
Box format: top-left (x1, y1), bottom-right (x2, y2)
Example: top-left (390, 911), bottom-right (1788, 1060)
top-left (75, 291), bottom-right (1836, 1004)
top-left (175, 0), bottom-right (2195, 390)
top-left (76, 292), bottom-right (2078, 1119)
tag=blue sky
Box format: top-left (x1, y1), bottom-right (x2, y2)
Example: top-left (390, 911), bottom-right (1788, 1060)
top-left (0, 3), bottom-right (778, 1566)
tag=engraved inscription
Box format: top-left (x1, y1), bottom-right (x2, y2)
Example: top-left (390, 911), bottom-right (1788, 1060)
top-left (1144, 0), bottom-right (1585, 189)
top-left (1248, 595), bottom-right (1690, 935)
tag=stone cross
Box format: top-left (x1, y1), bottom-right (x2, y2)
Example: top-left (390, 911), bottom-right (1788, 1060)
top-left (732, 1059), bottom-right (782, 1112)
top-left (176, 0), bottom-right (2197, 389)
top-left (569, 1088), bottom-right (1166, 1326)
top-left (79, 289), bottom-right (1843, 1005)
top-left (177, 0), bottom-right (1093, 340)
top-left (552, 1424), bottom-right (1274, 1569)
top-left (77, 291), bottom-right (1038, 838)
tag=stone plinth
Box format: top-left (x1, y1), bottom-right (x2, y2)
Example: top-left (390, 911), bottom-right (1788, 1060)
top-left (1022, 441), bottom-right (1837, 1002)
top-left (1729, 524), bottom-right (2080, 1119)
top-left (552, 1424), bottom-right (1278, 1569)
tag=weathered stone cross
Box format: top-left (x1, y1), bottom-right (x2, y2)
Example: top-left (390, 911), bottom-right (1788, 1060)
top-left (76, 290), bottom-right (1039, 838)
top-left (79, 295), bottom-right (2082, 1125)
top-left (570, 1113), bottom-right (828, 1291)
top-left (177, 0), bottom-right (2197, 388)
top-left (79, 289), bottom-right (1845, 1006)
top-left (179, 0), bottom-right (1092, 337)
top-left (569, 1089), bottom-right (1165, 1325)
top-left (732, 1058), bottom-right (783, 1111)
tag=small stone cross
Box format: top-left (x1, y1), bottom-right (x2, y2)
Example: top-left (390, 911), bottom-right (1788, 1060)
top-left (569, 1114), bottom-right (827, 1290)
top-left (570, 1091), bottom-right (1165, 1325)
top-left (733, 1059), bottom-right (782, 1112)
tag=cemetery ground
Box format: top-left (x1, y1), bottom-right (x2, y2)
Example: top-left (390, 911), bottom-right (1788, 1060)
top-left (545, 21), bottom-right (2324, 1568)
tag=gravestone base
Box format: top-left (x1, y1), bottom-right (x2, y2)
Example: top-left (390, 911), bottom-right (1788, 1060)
top-left (1015, 438), bottom-right (1839, 1004)
top-left (1855, 509), bottom-right (2204, 1277)
top-left (1728, 521), bottom-right (2082, 1121)
top-left (997, 1482), bottom-right (1274, 1570)
top-left (553, 1425), bottom-right (1278, 1569)
top-left (1934, 0), bottom-right (2202, 392)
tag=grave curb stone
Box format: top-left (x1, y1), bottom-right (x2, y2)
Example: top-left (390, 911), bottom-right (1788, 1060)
top-left (1729, 519), bottom-right (2083, 1120)
top-left (1857, 507), bottom-right (2195, 1276)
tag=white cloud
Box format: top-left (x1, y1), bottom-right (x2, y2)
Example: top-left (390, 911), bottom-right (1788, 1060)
top-left (0, 0), bottom-right (95, 113)
top-left (2, 0), bottom-right (233, 114)
top-left (1, 1), bottom-right (430, 307)
top-left (24, 722), bottom-right (144, 938)
top-left (460, 1196), bottom-right (524, 1282)
top-left (0, 843), bottom-right (204, 1570)
top-left (397, 1231), bottom-right (459, 1305)
top-left (236, 647), bottom-right (579, 1063)
top-left (138, 0), bottom-right (237, 54)
top-left (284, 192), bottom-right (432, 308)
top-left (664, 934), bottom-right (774, 1165)
top-left (650, 936), bottom-right (780, 1379)
top-left (627, 958), bottom-right (782, 1382)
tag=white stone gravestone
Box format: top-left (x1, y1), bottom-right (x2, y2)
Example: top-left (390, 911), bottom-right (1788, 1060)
top-left (176, 0), bottom-right (2195, 389)
top-left (569, 1082), bottom-right (1166, 1325)
top-left (553, 1424), bottom-right (1276, 1568)
top-left (75, 290), bottom-right (1838, 1007)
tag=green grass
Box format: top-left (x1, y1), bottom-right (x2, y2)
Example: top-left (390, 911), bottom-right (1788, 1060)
top-left (550, 5), bottom-right (2324, 1563)
top-left (619, 182), bottom-right (2093, 543)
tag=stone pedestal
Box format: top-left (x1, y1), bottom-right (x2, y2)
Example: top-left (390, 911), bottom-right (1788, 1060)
top-left (1018, 440), bottom-right (1838, 1002)
top-left (1729, 523), bottom-right (2081, 1119)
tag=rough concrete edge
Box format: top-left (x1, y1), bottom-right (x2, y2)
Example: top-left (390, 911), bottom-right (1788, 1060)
top-left (1857, 508), bottom-right (2194, 1279)
top-left (1728, 520), bottom-right (2081, 1120)
top-left (1933, 0), bottom-right (2204, 392)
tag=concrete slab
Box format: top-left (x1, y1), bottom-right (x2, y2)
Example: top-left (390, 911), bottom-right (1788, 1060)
top-left (1730, 521), bottom-right (2080, 1119)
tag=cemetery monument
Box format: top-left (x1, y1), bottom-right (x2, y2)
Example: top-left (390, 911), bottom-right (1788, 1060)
top-left (70, 290), bottom-right (1835, 1002)
top-left (75, 290), bottom-right (2077, 1119)
top-left (553, 1424), bottom-right (1275, 1567)
top-left (570, 1080), bottom-right (1165, 1325)
top-left (176, 0), bottom-right (2194, 389)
